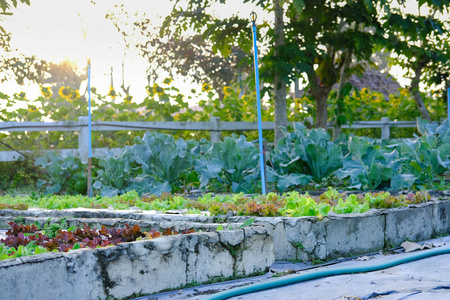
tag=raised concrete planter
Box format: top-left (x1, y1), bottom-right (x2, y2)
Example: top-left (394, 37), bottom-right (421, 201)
top-left (0, 227), bottom-right (274, 300)
top-left (2, 199), bottom-right (450, 262)
top-left (250, 200), bottom-right (450, 261)
top-left (230, 201), bottom-right (450, 261)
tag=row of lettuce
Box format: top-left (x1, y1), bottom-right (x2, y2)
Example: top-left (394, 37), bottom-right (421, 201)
top-left (32, 118), bottom-right (450, 197)
top-left (0, 189), bottom-right (433, 261)
top-left (0, 188), bottom-right (432, 217)
top-left (0, 220), bottom-right (194, 260)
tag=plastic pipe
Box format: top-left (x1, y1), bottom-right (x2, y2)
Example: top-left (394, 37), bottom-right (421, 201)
top-left (251, 12), bottom-right (266, 195)
top-left (202, 247), bottom-right (450, 300)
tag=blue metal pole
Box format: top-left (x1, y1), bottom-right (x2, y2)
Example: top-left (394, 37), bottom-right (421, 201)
top-left (87, 60), bottom-right (92, 197)
top-left (251, 13), bottom-right (266, 195)
top-left (448, 87), bottom-right (450, 122)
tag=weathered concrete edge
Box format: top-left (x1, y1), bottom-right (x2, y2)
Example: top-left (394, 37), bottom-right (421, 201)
top-left (0, 216), bottom-right (226, 232)
top-left (228, 200), bottom-right (450, 261)
top-left (0, 226), bottom-right (274, 300)
top-left (0, 208), bottom-right (216, 223)
top-left (2, 199), bottom-right (450, 261)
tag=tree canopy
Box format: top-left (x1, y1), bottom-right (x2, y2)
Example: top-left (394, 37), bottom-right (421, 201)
top-left (0, 0), bottom-right (48, 85)
top-left (154, 0), bottom-right (450, 137)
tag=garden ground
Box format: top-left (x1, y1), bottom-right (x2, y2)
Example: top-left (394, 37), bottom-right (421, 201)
top-left (2, 194), bottom-right (450, 299)
top-left (144, 235), bottom-right (450, 300)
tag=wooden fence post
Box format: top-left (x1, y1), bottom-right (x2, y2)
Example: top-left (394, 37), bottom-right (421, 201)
top-left (78, 116), bottom-right (89, 163)
top-left (210, 116), bottom-right (221, 142)
top-left (381, 117), bottom-right (390, 140)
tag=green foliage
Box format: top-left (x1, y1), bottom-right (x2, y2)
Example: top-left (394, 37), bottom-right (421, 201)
top-left (417, 118), bottom-right (450, 144)
top-left (239, 218), bottom-right (255, 228)
top-left (0, 82), bottom-right (261, 157)
top-left (194, 135), bottom-right (261, 193)
top-left (0, 242), bottom-right (51, 260)
top-left (271, 123), bottom-right (342, 190)
top-left (394, 119), bottom-right (450, 188)
top-left (131, 131), bottom-right (199, 195)
top-left (0, 158), bottom-right (40, 192)
top-left (139, 194), bottom-right (189, 212)
top-left (40, 217), bottom-right (74, 239)
top-left (35, 151), bottom-right (87, 195)
top-left (333, 194), bottom-right (370, 214)
top-left (384, 7), bottom-right (450, 98)
top-left (279, 191), bottom-right (331, 217)
top-left (275, 173), bottom-right (311, 194)
top-left (0, 188), bottom-right (434, 220)
top-left (327, 88), bottom-right (446, 139)
top-left (4, 92), bottom-right (450, 197)
top-left (93, 148), bottom-right (138, 197)
top-left (335, 136), bottom-right (401, 190)
top-left (0, 0), bottom-right (30, 13)
top-left (0, 221), bottom-right (195, 260)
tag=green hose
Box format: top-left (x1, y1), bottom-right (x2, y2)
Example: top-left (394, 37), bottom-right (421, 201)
top-left (202, 246), bottom-right (450, 300)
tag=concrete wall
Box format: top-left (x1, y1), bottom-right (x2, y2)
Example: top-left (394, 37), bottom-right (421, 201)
top-left (0, 227), bottom-right (274, 300)
top-left (230, 200), bottom-right (450, 261)
top-left (2, 200), bottom-right (450, 261)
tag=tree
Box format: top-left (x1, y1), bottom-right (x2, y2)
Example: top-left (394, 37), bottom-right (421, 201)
top-left (0, 0), bottom-right (47, 85)
top-left (105, 5), bottom-right (253, 101)
top-left (267, 0), bottom-right (387, 130)
top-left (112, 0), bottom-right (450, 141)
top-left (383, 3), bottom-right (450, 121)
top-left (40, 60), bottom-right (87, 97)
top-left (0, 0), bottom-right (29, 15)
top-left (158, 0), bottom-right (293, 142)
top-left (137, 27), bottom-right (251, 99)
top-left (158, 1), bottom-right (391, 135)
top-left (0, 30), bottom-right (47, 84)
top-left (272, 0), bottom-right (288, 142)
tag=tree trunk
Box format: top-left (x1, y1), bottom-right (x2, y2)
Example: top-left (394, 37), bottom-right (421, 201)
top-left (307, 70), bottom-right (332, 129)
top-left (332, 49), bottom-right (353, 140)
top-left (311, 86), bottom-right (331, 129)
top-left (273, 0), bottom-right (288, 144)
top-left (294, 78), bottom-right (301, 98)
top-left (409, 60), bottom-right (431, 121)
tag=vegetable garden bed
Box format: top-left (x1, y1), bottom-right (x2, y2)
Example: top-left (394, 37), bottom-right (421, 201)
top-left (2, 188), bottom-right (450, 300)
top-left (2, 189), bottom-right (450, 262)
top-left (0, 225), bottom-right (274, 300)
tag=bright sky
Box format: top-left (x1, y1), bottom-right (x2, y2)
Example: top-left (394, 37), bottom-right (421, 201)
top-left (1, 0), bottom-right (266, 103)
top-left (2, 0), bottom-right (168, 101)
top-left (1, 0), bottom-right (447, 105)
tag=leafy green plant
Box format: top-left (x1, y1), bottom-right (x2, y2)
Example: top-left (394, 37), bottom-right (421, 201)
top-left (41, 217), bottom-right (75, 239)
top-left (335, 136), bottom-right (402, 190)
top-left (393, 137), bottom-right (450, 188)
top-left (131, 131), bottom-right (199, 195)
top-left (0, 187), bottom-right (434, 219)
top-left (35, 151), bottom-right (87, 195)
top-left (278, 191), bottom-right (330, 217)
top-left (364, 192), bottom-right (403, 209)
top-left (93, 148), bottom-right (138, 197)
top-left (0, 242), bottom-right (52, 260)
top-left (0, 158), bottom-right (42, 193)
top-left (0, 221), bottom-right (195, 260)
top-left (0, 203), bottom-right (28, 210)
top-left (271, 123), bottom-right (342, 191)
top-left (139, 195), bottom-right (189, 212)
top-left (332, 194), bottom-right (370, 214)
top-left (194, 135), bottom-right (261, 193)
top-left (395, 119), bottom-right (450, 188)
